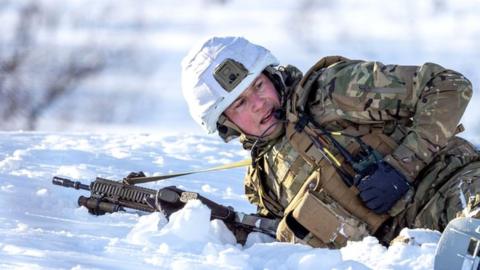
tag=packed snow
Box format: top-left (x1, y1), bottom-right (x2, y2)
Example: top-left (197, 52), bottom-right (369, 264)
top-left (0, 132), bottom-right (443, 269)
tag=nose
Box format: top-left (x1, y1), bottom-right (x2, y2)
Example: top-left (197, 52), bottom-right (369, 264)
top-left (250, 92), bottom-right (265, 113)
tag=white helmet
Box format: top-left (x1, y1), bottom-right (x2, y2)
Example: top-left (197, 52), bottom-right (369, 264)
top-left (181, 36), bottom-right (279, 133)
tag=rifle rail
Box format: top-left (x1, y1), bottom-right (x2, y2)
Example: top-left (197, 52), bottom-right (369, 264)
top-left (52, 175), bottom-right (279, 241)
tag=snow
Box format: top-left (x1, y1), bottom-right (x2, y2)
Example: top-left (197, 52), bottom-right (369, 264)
top-left (2, 0), bottom-right (480, 268)
top-left (0, 132), bottom-right (443, 269)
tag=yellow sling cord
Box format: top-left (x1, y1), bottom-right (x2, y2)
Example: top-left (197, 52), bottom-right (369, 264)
top-left (123, 159), bottom-right (252, 185)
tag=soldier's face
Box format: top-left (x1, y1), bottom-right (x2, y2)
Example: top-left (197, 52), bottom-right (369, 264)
top-left (224, 73), bottom-right (281, 137)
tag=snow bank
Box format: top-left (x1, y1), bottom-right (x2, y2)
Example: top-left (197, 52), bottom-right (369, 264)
top-left (0, 132), bottom-right (440, 269)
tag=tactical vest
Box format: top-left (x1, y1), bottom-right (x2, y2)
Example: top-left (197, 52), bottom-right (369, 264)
top-left (253, 56), bottom-right (412, 248)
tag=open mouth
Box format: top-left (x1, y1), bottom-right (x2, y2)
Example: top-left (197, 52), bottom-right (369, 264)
top-left (260, 109), bottom-right (274, 125)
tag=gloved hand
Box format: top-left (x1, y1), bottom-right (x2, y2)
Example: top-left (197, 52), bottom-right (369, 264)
top-left (145, 186), bottom-right (235, 221)
top-left (145, 186), bottom-right (187, 217)
top-left (356, 161), bottom-right (411, 214)
top-left (125, 171), bottom-right (146, 179)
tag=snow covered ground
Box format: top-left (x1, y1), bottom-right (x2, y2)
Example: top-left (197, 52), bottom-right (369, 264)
top-left (0, 132), bottom-right (442, 269)
top-left (2, 0), bottom-right (480, 269)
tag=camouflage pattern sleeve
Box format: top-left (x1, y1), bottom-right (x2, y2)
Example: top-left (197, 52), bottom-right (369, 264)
top-left (385, 63), bottom-right (472, 181)
top-left (316, 59), bottom-right (473, 181)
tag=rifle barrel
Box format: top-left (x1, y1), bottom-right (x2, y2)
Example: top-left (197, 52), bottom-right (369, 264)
top-left (52, 176), bottom-right (90, 191)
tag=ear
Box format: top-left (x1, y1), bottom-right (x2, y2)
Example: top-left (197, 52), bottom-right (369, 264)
top-left (217, 114), bottom-right (242, 142)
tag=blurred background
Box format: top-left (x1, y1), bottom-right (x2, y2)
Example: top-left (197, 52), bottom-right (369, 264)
top-left (1, 0), bottom-right (479, 142)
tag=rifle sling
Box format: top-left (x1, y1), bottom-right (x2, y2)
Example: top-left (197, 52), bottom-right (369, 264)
top-left (123, 159), bottom-right (252, 185)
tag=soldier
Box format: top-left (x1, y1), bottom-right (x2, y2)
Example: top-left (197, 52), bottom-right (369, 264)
top-left (181, 36), bottom-right (480, 247)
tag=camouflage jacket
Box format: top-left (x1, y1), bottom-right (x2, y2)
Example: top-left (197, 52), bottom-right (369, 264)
top-left (244, 56), bottom-right (473, 218)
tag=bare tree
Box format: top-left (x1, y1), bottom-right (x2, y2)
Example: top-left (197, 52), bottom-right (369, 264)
top-left (0, 1), bottom-right (104, 130)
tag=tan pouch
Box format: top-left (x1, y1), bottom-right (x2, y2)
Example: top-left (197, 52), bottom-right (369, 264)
top-left (277, 189), bottom-right (370, 248)
top-left (276, 213), bottom-right (305, 244)
top-left (293, 190), bottom-right (369, 247)
top-left (276, 209), bottom-right (331, 248)
top-left (292, 190), bottom-right (345, 245)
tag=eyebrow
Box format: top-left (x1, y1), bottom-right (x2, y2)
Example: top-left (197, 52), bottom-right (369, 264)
top-left (239, 77), bottom-right (260, 97)
top-left (244, 77), bottom-right (260, 94)
top-left (229, 76), bottom-right (262, 109)
top-left (251, 77), bottom-right (261, 87)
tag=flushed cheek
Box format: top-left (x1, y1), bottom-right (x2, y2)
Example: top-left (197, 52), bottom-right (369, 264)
top-left (234, 114), bottom-right (254, 128)
top-left (245, 115), bottom-right (264, 134)
top-left (246, 114), bottom-right (261, 129)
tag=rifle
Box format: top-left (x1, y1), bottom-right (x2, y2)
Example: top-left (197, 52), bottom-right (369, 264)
top-left (52, 176), bottom-right (278, 243)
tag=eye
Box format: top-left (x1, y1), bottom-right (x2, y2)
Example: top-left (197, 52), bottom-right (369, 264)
top-left (233, 98), bottom-right (244, 109)
top-left (255, 80), bottom-right (263, 90)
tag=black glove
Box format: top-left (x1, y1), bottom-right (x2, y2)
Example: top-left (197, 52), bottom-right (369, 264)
top-left (145, 186), bottom-right (235, 221)
top-left (356, 161), bottom-right (411, 214)
top-left (145, 186), bottom-right (187, 217)
top-left (125, 171), bottom-right (146, 179)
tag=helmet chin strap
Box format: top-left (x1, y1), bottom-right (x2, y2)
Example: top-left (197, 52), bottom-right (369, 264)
top-left (250, 108), bottom-right (287, 166)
